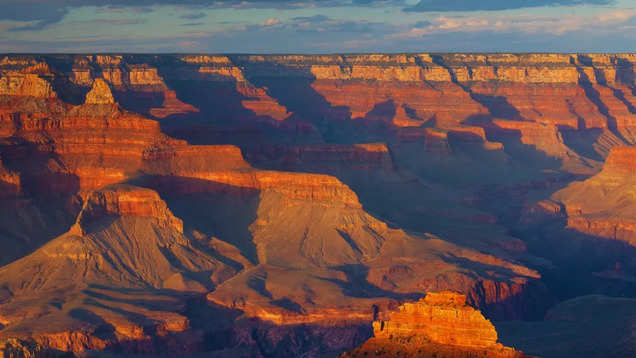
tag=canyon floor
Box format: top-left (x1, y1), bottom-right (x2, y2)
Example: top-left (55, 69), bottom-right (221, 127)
top-left (0, 53), bottom-right (635, 357)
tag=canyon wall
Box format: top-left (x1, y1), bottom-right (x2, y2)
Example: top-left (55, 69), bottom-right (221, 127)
top-left (0, 53), bottom-right (634, 357)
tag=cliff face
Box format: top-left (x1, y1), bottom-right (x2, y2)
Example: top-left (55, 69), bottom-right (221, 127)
top-left (373, 291), bottom-right (498, 348)
top-left (551, 146), bottom-right (636, 245)
top-left (0, 53), bottom-right (635, 357)
top-left (342, 291), bottom-right (528, 358)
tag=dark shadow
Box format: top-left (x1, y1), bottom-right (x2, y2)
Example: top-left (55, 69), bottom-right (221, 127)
top-left (440, 254), bottom-right (555, 320)
top-left (43, 54), bottom-right (94, 105)
top-left (112, 89), bottom-right (165, 117)
top-left (270, 298), bottom-right (304, 314)
top-left (321, 264), bottom-right (422, 301)
top-left (0, 139), bottom-right (81, 264)
top-left (616, 57), bottom-right (636, 92)
top-left (516, 215), bottom-right (636, 302)
top-left (135, 175), bottom-right (260, 265)
top-left (233, 56), bottom-right (389, 145)
top-left (152, 56), bottom-right (308, 146)
top-left (336, 229), bottom-right (363, 256)
top-left (463, 114), bottom-right (563, 171)
top-left (248, 273), bottom-right (272, 299)
top-left (68, 308), bottom-right (117, 341)
top-left (576, 55), bottom-right (626, 142)
top-left (560, 127), bottom-right (605, 162)
top-left (431, 55), bottom-right (524, 121)
top-left (83, 288), bottom-right (182, 312)
top-left (611, 87), bottom-right (636, 114)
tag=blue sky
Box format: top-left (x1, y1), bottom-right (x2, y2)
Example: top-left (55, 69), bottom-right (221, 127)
top-left (0, 0), bottom-right (635, 53)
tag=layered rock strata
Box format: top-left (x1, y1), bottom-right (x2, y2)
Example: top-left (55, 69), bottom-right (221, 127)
top-left (342, 291), bottom-right (528, 358)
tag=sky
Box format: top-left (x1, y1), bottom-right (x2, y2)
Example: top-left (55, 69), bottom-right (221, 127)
top-left (0, 0), bottom-right (635, 53)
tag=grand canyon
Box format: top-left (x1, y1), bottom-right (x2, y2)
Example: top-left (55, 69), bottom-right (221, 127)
top-left (0, 53), bottom-right (635, 357)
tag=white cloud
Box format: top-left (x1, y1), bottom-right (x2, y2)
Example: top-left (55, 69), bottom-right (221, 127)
top-left (390, 9), bottom-right (636, 38)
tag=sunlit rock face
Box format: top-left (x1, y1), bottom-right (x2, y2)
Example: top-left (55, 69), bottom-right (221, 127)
top-left (0, 53), bottom-right (634, 357)
top-left (342, 291), bottom-right (529, 358)
top-left (84, 78), bottom-right (114, 105)
top-left (550, 146), bottom-right (636, 245)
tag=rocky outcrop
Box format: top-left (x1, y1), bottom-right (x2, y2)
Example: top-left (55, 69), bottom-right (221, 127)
top-left (84, 78), bottom-right (114, 104)
top-left (148, 90), bottom-right (199, 119)
top-left (551, 146), bottom-right (636, 244)
top-left (0, 73), bottom-right (56, 98)
top-left (373, 291), bottom-right (499, 348)
top-left (342, 291), bottom-right (528, 358)
top-left (76, 184), bottom-right (183, 233)
top-left (0, 338), bottom-right (72, 358)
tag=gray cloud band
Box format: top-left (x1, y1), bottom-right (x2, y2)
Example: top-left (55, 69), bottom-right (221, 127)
top-left (0, 0), bottom-right (615, 32)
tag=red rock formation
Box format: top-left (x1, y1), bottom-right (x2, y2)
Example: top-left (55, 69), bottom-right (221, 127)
top-left (148, 89), bottom-right (199, 119)
top-left (0, 73), bottom-right (56, 98)
top-left (192, 57), bottom-right (291, 121)
top-left (373, 291), bottom-right (497, 348)
top-left (84, 78), bottom-right (114, 104)
top-left (76, 184), bottom-right (183, 233)
top-left (551, 146), bottom-right (636, 244)
top-left (342, 291), bottom-right (528, 358)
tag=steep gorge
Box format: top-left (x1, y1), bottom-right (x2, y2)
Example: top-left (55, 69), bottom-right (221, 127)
top-left (0, 53), bottom-right (635, 357)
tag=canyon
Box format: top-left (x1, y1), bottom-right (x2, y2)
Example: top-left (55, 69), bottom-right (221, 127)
top-left (0, 53), bottom-right (634, 357)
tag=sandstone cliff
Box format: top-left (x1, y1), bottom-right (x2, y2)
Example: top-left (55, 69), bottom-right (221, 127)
top-left (342, 291), bottom-right (528, 358)
top-left (552, 146), bottom-right (636, 245)
top-left (1, 53), bottom-right (634, 357)
top-left (84, 78), bottom-right (114, 105)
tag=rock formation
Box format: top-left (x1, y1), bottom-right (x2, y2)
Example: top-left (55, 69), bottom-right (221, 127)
top-left (550, 146), bottom-right (636, 245)
top-left (342, 291), bottom-right (528, 358)
top-left (0, 53), bottom-right (635, 357)
top-left (0, 73), bottom-right (56, 98)
top-left (84, 78), bottom-right (114, 104)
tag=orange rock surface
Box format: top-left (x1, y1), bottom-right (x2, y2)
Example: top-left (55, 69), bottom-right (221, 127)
top-left (342, 291), bottom-right (529, 358)
top-left (2, 53), bottom-right (636, 357)
top-left (373, 291), bottom-right (498, 348)
top-left (76, 184), bottom-right (184, 233)
top-left (551, 146), bottom-right (636, 244)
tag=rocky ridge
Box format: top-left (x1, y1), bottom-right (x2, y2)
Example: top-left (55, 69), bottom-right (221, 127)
top-left (342, 291), bottom-right (528, 358)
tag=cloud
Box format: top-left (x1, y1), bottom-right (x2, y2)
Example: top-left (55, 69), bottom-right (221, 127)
top-left (413, 20), bottom-right (431, 28)
top-left (180, 12), bottom-right (206, 20)
top-left (1, 0), bottom-right (405, 31)
top-left (260, 17), bottom-right (281, 27)
top-left (405, 0), bottom-right (614, 12)
top-left (391, 8), bottom-right (636, 39)
top-left (181, 22), bottom-right (204, 26)
top-left (94, 18), bottom-right (147, 25)
top-left (292, 14), bottom-right (331, 23)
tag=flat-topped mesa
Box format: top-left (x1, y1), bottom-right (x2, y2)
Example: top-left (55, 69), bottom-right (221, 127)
top-left (184, 170), bottom-right (362, 208)
top-left (143, 144), bottom-right (251, 175)
top-left (76, 184), bottom-right (183, 233)
top-left (85, 78), bottom-right (115, 104)
top-left (373, 291), bottom-right (498, 349)
top-left (0, 73), bottom-right (56, 98)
